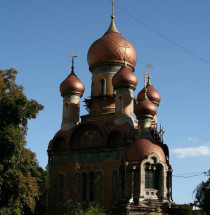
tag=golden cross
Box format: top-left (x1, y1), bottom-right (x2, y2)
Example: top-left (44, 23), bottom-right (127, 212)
top-left (112, 0), bottom-right (115, 17)
top-left (144, 71), bottom-right (147, 88)
top-left (144, 71), bottom-right (148, 99)
top-left (121, 42), bottom-right (130, 64)
top-left (146, 63), bottom-right (153, 78)
top-left (70, 52), bottom-right (77, 74)
top-left (70, 52), bottom-right (77, 60)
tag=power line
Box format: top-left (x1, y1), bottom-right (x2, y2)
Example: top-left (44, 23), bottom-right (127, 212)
top-left (173, 172), bottom-right (206, 178)
top-left (174, 171), bottom-right (205, 176)
top-left (106, 0), bottom-right (210, 65)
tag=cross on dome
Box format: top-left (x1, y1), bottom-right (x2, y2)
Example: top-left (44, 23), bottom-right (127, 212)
top-left (144, 71), bottom-right (147, 88)
top-left (70, 52), bottom-right (77, 74)
top-left (121, 42), bottom-right (130, 65)
top-left (106, 0), bottom-right (118, 33)
top-left (146, 63), bottom-right (153, 85)
top-left (146, 63), bottom-right (153, 77)
top-left (144, 71), bottom-right (148, 99)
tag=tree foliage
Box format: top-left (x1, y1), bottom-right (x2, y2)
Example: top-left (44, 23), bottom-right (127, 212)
top-left (66, 200), bottom-right (107, 215)
top-left (183, 205), bottom-right (192, 215)
top-left (0, 69), bottom-right (46, 215)
top-left (194, 170), bottom-right (210, 214)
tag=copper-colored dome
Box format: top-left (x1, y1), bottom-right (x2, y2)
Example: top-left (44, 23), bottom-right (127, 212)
top-left (87, 32), bottom-right (137, 70)
top-left (125, 138), bottom-right (166, 163)
top-left (137, 84), bottom-right (161, 105)
top-left (134, 97), bottom-right (157, 119)
top-left (112, 65), bottom-right (137, 90)
top-left (60, 73), bottom-right (85, 96)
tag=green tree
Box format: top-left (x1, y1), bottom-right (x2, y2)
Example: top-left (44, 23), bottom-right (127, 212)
top-left (194, 170), bottom-right (210, 214)
top-left (85, 202), bottom-right (107, 215)
top-left (0, 69), bottom-right (46, 215)
top-left (193, 212), bottom-right (206, 215)
top-left (66, 200), bottom-right (107, 215)
top-left (184, 204), bottom-right (192, 215)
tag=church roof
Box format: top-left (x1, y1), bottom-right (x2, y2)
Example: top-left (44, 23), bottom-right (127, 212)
top-left (137, 84), bottom-right (161, 106)
top-left (134, 95), bottom-right (157, 119)
top-left (60, 72), bottom-right (84, 97)
top-left (125, 138), bottom-right (166, 163)
top-left (87, 17), bottom-right (137, 70)
top-left (112, 65), bottom-right (138, 90)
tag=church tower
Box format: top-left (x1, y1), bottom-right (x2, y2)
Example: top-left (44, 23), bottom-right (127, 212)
top-left (47, 2), bottom-right (182, 215)
top-left (112, 48), bottom-right (137, 126)
top-left (60, 53), bottom-right (84, 131)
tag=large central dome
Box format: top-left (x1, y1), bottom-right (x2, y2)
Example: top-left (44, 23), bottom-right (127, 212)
top-left (87, 18), bottom-right (137, 71)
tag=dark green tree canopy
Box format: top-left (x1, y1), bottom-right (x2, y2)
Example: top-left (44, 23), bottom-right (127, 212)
top-left (0, 68), bottom-right (43, 135)
top-left (0, 69), bottom-right (46, 215)
top-left (194, 170), bottom-right (210, 214)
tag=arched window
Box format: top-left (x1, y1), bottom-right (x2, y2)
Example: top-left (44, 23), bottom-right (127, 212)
top-left (82, 172), bottom-right (87, 201)
top-left (99, 79), bottom-right (106, 96)
top-left (73, 171), bottom-right (102, 204)
top-left (56, 173), bottom-right (65, 205)
top-left (89, 172), bottom-right (95, 201)
top-left (119, 163), bottom-right (126, 199)
top-left (118, 96), bottom-right (123, 114)
top-left (145, 164), bottom-right (161, 190)
top-left (73, 172), bottom-right (81, 202)
top-left (64, 103), bottom-right (69, 119)
top-left (96, 171), bottom-right (103, 205)
top-left (76, 103), bottom-right (80, 122)
top-left (111, 170), bottom-right (119, 205)
top-left (145, 169), bottom-right (157, 189)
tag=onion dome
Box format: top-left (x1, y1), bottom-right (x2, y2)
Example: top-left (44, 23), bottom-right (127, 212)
top-left (112, 65), bottom-right (137, 90)
top-left (125, 138), bottom-right (166, 163)
top-left (87, 17), bottom-right (137, 70)
top-left (60, 73), bottom-right (84, 97)
top-left (137, 84), bottom-right (161, 106)
top-left (134, 90), bottom-right (157, 118)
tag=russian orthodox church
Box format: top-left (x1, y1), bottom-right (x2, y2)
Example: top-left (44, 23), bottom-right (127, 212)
top-left (47, 3), bottom-right (184, 215)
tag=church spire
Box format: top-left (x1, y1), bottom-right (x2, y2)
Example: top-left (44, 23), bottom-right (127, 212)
top-left (106, 0), bottom-right (119, 33)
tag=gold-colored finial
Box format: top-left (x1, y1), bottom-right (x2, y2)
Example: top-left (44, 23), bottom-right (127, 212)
top-left (146, 63), bottom-right (153, 85)
top-left (70, 52), bottom-right (77, 74)
top-left (144, 71), bottom-right (148, 99)
top-left (121, 42), bottom-right (130, 66)
top-left (106, 0), bottom-right (119, 33)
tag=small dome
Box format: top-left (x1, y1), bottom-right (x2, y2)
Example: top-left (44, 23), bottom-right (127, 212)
top-left (125, 138), bottom-right (166, 163)
top-left (112, 65), bottom-right (137, 90)
top-left (134, 96), bottom-right (157, 119)
top-left (137, 84), bottom-right (161, 105)
top-left (87, 31), bottom-right (137, 70)
top-left (60, 73), bottom-right (84, 96)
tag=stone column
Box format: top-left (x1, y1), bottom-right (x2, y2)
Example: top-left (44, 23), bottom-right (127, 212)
top-left (139, 163), bottom-right (146, 201)
top-left (162, 164), bottom-right (167, 200)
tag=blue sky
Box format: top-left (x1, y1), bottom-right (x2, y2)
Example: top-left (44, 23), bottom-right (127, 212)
top-left (1, 0), bottom-right (210, 204)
